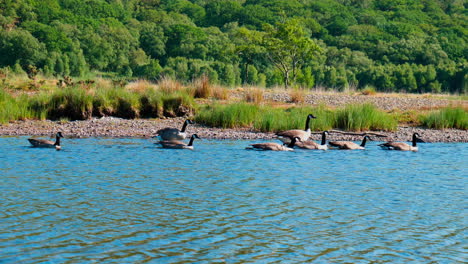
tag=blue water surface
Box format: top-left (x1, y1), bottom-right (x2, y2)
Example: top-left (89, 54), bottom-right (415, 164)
top-left (0, 136), bottom-right (466, 263)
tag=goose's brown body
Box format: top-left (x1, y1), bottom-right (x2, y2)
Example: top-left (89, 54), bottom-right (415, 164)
top-left (28, 132), bottom-right (63, 150)
top-left (378, 133), bottom-right (423, 151)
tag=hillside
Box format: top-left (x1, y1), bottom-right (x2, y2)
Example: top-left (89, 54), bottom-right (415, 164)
top-left (0, 0), bottom-right (467, 93)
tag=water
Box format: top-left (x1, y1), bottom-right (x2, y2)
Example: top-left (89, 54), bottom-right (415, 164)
top-left (0, 136), bottom-right (466, 263)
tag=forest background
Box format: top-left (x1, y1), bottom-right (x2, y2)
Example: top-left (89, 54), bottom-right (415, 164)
top-left (0, 0), bottom-right (467, 94)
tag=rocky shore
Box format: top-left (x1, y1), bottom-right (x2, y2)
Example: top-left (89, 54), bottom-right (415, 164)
top-left (0, 117), bottom-right (466, 143)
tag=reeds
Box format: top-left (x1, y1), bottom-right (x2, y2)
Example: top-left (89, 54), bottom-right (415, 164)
top-left (1, 83), bottom-right (196, 122)
top-left (0, 91), bottom-right (33, 123)
top-left (420, 107), bottom-right (468, 129)
top-left (334, 103), bottom-right (397, 131)
top-left (195, 102), bottom-right (259, 128)
top-left (196, 102), bottom-right (396, 132)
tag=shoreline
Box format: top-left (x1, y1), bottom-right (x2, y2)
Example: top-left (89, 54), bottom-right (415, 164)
top-left (1, 117), bottom-right (466, 143)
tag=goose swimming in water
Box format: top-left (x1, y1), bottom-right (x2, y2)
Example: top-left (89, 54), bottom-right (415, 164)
top-left (378, 133), bottom-right (424, 151)
top-left (329, 135), bottom-right (372, 150)
top-left (247, 137), bottom-right (301, 151)
top-left (295, 131), bottom-right (329, 150)
top-left (276, 114), bottom-right (316, 144)
top-left (159, 134), bottom-right (201, 150)
top-left (156, 119), bottom-right (194, 141)
top-left (28, 132), bottom-right (64, 150)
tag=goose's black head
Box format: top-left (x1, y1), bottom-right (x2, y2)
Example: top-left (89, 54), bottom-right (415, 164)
top-left (192, 134), bottom-right (201, 140)
top-left (307, 114), bottom-right (317, 119)
top-left (186, 120), bottom-right (194, 125)
top-left (56, 132), bottom-right (64, 138)
top-left (413, 133), bottom-right (425, 143)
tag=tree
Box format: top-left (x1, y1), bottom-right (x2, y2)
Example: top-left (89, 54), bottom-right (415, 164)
top-left (262, 19), bottom-right (321, 87)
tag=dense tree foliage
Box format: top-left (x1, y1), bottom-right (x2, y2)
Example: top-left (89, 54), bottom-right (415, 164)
top-left (0, 0), bottom-right (467, 93)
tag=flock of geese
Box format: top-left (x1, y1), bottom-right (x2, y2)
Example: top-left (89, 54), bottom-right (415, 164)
top-left (27, 115), bottom-right (424, 152)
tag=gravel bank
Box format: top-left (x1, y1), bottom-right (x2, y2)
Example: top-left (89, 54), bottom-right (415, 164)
top-left (263, 92), bottom-right (467, 111)
top-left (1, 117), bottom-right (466, 143)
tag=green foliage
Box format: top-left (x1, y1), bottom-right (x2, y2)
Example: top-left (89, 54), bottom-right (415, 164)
top-left (0, 0), bottom-right (466, 93)
top-left (420, 107), bottom-right (468, 130)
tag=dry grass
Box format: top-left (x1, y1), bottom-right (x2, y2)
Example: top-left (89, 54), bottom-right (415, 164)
top-left (289, 88), bottom-right (307, 104)
top-left (94, 78), bottom-right (113, 90)
top-left (193, 75), bottom-right (213, 98)
top-left (212, 85), bottom-right (229, 100)
top-left (126, 79), bottom-right (156, 92)
top-left (157, 76), bottom-right (184, 94)
top-left (244, 88), bottom-right (264, 105)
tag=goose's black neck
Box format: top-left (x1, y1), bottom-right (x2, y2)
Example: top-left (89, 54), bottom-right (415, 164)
top-left (412, 134), bottom-right (417, 147)
top-left (305, 116), bottom-right (312, 131)
top-left (360, 136), bottom-right (369, 147)
top-left (54, 135), bottom-right (61, 146)
top-left (287, 137), bottom-right (298, 148)
top-left (321, 132), bottom-right (327, 145)
top-left (188, 135), bottom-right (196, 146)
top-left (181, 121), bottom-right (190, 132)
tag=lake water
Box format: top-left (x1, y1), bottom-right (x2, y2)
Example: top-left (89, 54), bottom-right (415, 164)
top-left (0, 136), bottom-right (466, 263)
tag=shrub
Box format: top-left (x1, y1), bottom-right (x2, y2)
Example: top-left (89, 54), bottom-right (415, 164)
top-left (360, 85), bottom-right (377, 96)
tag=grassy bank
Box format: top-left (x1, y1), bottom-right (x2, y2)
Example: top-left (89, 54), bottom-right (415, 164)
top-left (420, 107), bottom-right (468, 130)
top-left (1, 75), bottom-right (467, 131)
top-left (195, 103), bottom-right (398, 132)
top-left (0, 82), bottom-right (196, 123)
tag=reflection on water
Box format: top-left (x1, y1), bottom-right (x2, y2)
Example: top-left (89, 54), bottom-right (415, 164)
top-left (0, 137), bottom-right (466, 263)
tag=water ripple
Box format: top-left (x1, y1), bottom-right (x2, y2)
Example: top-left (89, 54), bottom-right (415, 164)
top-left (0, 138), bottom-right (466, 263)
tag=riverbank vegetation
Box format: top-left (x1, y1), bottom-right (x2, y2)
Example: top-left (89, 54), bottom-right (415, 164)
top-left (1, 75), bottom-right (466, 131)
top-left (0, 0), bottom-right (467, 93)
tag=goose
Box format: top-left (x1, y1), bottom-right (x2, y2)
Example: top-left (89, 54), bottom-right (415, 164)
top-left (295, 131), bottom-right (329, 150)
top-left (155, 119), bottom-right (194, 141)
top-left (329, 135), bottom-right (372, 150)
top-left (159, 134), bottom-right (200, 150)
top-left (28, 132), bottom-right (64, 150)
top-left (276, 114), bottom-right (316, 143)
top-left (247, 137), bottom-right (301, 151)
top-left (378, 132), bottom-right (424, 151)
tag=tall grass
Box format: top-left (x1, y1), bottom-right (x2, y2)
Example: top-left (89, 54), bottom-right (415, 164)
top-left (196, 102), bottom-right (396, 132)
top-left (1, 83), bottom-right (196, 122)
top-left (0, 91), bottom-right (33, 123)
top-left (196, 103), bottom-right (335, 132)
top-left (195, 102), bottom-right (259, 128)
top-left (335, 103), bottom-right (397, 131)
top-left (420, 107), bottom-right (468, 129)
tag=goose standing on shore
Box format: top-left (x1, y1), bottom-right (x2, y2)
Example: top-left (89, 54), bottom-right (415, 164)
top-left (28, 132), bottom-right (64, 150)
top-left (329, 135), bottom-right (372, 150)
top-left (378, 133), bottom-right (424, 151)
top-left (276, 114), bottom-right (316, 144)
top-left (156, 119), bottom-right (194, 141)
top-left (159, 134), bottom-right (201, 150)
top-left (295, 131), bottom-right (329, 150)
top-left (247, 137), bottom-right (301, 151)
